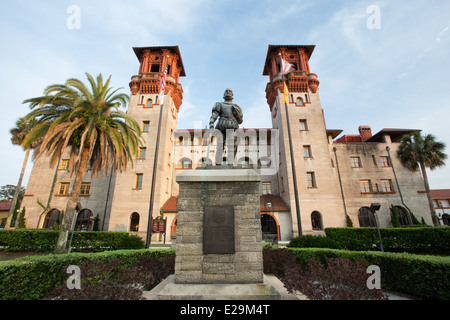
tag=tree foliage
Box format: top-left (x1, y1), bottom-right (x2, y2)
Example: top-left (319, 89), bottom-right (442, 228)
top-left (21, 73), bottom-right (143, 252)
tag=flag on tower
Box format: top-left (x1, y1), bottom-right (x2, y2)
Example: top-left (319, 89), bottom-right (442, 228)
top-left (280, 57), bottom-right (295, 74)
top-left (159, 59), bottom-right (168, 105)
top-left (284, 80), bottom-right (289, 105)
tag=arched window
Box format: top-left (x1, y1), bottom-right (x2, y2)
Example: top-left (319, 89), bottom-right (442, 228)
top-left (75, 209), bottom-right (93, 231)
top-left (358, 207), bottom-right (376, 227)
top-left (198, 157), bottom-right (212, 167)
top-left (311, 211), bottom-right (323, 230)
top-left (146, 99), bottom-right (153, 108)
top-left (179, 158), bottom-right (192, 169)
top-left (442, 214), bottom-right (450, 226)
top-left (258, 158), bottom-right (272, 169)
top-left (43, 209), bottom-right (61, 229)
top-left (130, 212), bottom-right (140, 232)
top-left (295, 97), bottom-right (304, 106)
top-left (395, 206), bottom-right (411, 226)
top-left (237, 157), bottom-right (251, 168)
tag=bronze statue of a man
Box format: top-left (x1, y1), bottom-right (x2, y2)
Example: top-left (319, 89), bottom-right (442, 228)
top-left (208, 88), bottom-right (243, 165)
top-left (209, 88), bottom-right (243, 132)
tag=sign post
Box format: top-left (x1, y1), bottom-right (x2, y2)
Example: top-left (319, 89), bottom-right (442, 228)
top-left (149, 216), bottom-right (167, 245)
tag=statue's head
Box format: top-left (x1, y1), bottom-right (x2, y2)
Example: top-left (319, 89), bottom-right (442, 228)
top-left (223, 88), bottom-right (233, 101)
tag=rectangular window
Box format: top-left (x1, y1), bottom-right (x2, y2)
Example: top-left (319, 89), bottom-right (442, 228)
top-left (143, 121), bottom-right (150, 132)
top-left (360, 180), bottom-right (372, 193)
top-left (150, 64), bottom-right (160, 72)
top-left (380, 179), bottom-right (393, 192)
top-left (135, 174), bottom-right (143, 189)
top-left (351, 157), bottom-right (362, 168)
top-left (299, 119), bottom-right (308, 131)
top-left (303, 145), bottom-right (312, 158)
top-left (59, 159), bottom-right (69, 170)
top-left (306, 172), bottom-right (316, 188)
top-left (139, 147), bottom-right (147, 159)
top-left (57, 183), bottom-right (70, 195)
top-left (262, 182), bottom-right (272, 195)
top-left (80, 182), bottom-right (91, 196)
top-left (380, 156), bottom-right (390, 167)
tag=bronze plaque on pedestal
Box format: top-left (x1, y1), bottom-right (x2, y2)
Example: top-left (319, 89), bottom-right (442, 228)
top-left (203, 206), bottom-right (235, 254)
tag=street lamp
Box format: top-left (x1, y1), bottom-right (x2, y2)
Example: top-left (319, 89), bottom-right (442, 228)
top-left (370, 203), bottom-right (384, 252)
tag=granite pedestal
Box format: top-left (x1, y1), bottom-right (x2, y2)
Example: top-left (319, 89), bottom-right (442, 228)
top-left (150, 168), bottom-right (281, 300)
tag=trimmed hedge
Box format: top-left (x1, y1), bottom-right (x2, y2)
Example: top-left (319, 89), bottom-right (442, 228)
top-left (325, 227), bottom-right (450, 254)
top-left (0, 248), bottom-right (175, 300)
top-left (0, 230), bottom-right (145, 252)
top-left (287, 247), bottom-right (450, 300)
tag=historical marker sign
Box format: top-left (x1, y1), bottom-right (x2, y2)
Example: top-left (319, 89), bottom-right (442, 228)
top-left (203, 206), bottom-right (235, 254)
top-left (151, 216), bottom-right (166, 233)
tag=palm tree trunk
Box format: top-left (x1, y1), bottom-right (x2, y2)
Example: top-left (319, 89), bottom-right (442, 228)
top-left (55, 148), bottom-right (90, 253)
top-left (5, 147), bottom-right (30, 229)
top-left (419, 160), bottom-right (439, 226)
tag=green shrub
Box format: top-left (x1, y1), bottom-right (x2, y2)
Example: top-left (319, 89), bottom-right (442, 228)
top-left (287, 247), bottom-right (450, 300)
top-left (287, 235), bottom-right (339, 249)
top-left (325, 227), bottom-right (450, 254)
top-left (0, 230), bottom-right (145, 252)
top-left (0, 248), bottom-right (175, 300)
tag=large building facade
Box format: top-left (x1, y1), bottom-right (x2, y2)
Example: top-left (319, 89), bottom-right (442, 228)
top-left (20, 45), bottom-right (434, 243)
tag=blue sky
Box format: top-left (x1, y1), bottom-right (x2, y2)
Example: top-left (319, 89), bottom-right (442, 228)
top-left (1, 0), bottom-right (450, 190)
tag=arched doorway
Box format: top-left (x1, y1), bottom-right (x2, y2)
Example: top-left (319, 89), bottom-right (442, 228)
top-left (171, 217), bottom-right (178, 236)
top-left (311, 211), bottom-right (323, 230)
top-left (43, 209), bottom-right (61, 229)
top-left (261, 213), bottom-right (279, 243)
top-left (75, 209), bottom-right (93, 231)
top-left (130, 212), bottom-right (140, 232)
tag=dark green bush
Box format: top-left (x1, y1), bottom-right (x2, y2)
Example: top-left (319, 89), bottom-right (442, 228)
top-left (287, 234), bottom-right (339, 249)
top-left (0, 229), bottom-right (145, 252)
top-left (325, 227), bottom-right (450, 254)
top-left (287, 247), bottom-right (450, 300)
top-left (0, 248), bottom-right (175, 300)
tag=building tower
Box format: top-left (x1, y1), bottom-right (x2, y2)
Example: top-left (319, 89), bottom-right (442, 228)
top-left (107, 46), bottom-right (185, 243)
top-left (263, 45), bottom-right (345, 236)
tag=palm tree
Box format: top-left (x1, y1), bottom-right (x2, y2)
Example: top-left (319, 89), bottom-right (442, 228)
top-left (5, 117), bottom-right (37, 229)
top-left (397, 131), bottom-right (447, 226)
top-left (22, 73), bottom-right (143, 252)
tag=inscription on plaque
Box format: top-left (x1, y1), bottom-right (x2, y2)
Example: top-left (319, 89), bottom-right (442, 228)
top-left (203, 206), bottom-right (235, 254)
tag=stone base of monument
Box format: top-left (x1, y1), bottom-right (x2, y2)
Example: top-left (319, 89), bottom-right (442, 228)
top-left (145, 168), bottom-right (285, 300)
top-left (143, 274), bottom-right (284, 300)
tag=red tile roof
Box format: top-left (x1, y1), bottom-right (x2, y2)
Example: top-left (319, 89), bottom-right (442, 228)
top-left (431, 189), bottom-right (450, 199)
top-left (334, 135), bottom-right (363, 143)
top-left (0, 201), bottom-right (12, 211)
top-left (160, 196), bottom-right (179, 213)
top-left (260, 195), bottom-right (290, 212)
